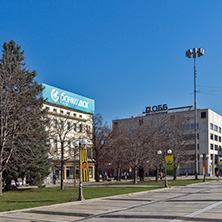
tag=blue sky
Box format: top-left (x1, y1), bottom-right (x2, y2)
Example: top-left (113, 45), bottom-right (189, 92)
top-left (1, 1), bottom-right (222, 125)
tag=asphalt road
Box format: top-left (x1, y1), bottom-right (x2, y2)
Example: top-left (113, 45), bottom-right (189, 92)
top-left (1, 181), bottom-right (222, 222)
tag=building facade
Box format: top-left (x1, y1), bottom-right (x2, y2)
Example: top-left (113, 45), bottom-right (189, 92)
top-left (113, 105), bottom-right (222, 176)
top-left (42, 83), bottom-right (95, 183)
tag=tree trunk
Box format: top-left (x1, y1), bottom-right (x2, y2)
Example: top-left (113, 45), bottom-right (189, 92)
top-left (74, 164), bottom-right (76, 188)
top-left (0, 171), bottom-right (2, 196)
top-left (60, 163), bottom-right (64, 190)
top-left (117, 168), bottom-right (121, 181)
top-left (155, 167), bottom-right (159, 182)
top-left (95, 164), bottom-right (100, 182)
top-left (134, 167), bottom-right (138, 184)
top-left (5, 176), bottom-right (11, 190)
top-left (173, 164), bottom-right (177, 180)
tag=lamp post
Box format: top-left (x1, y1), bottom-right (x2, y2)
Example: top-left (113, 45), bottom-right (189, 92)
top-left (74, 138), bottom-right (88, 201)
top-left (157, 149), bottom-right (172, 187)
top-left (186, 48), bottom-right (204, 180)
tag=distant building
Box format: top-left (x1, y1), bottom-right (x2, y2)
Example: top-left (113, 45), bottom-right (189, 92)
top-left (42, 83), bottom-right (95, 183)
top-left (113, 105), bottom-right (222, 176)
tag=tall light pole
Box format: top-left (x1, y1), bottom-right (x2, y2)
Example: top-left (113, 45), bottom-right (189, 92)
top-left (186, 48), bottom-right (204, 180)
top-left (74, 138), bottom-right (88, 201)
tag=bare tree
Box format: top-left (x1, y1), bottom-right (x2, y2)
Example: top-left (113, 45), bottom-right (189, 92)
top-left (108, 125), bottom-right (130, 181)
top-left (47, 112), bottom-right (91, 190)
top-left (92, 113), bottom-right (112, 182)
top-left (166, 115), bottom-right (192, 180)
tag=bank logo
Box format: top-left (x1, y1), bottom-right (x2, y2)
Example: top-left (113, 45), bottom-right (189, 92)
top-left (51, 89), bottom-right (59, 102)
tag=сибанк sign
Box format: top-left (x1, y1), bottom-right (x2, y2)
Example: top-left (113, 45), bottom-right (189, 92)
top-left (42, 83), bottom-right (95, 114)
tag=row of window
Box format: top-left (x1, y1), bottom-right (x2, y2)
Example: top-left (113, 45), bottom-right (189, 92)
top-left (210, 133), bottom-right (222, 142)
top-left (46, 118), bottom-right (91, 133)
top-left (210, 123), bottom-right (221, 133)
top-left (210, 144), bottom-right (222, 151)
top-left (46, 106), bottom-right (84, 119)
top-left (52, 140), bottom-right (92, 158)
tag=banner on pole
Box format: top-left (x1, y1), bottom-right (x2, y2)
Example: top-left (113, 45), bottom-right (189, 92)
top-left (80, 149), bottom-right (89, 182)
top-left (165, 155), bottom-right (174, 176)
top-left (219, 161), bottom-right (222, 175)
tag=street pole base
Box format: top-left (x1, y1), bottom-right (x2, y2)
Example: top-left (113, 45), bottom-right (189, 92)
top-left (77, 196), bottom-right (85, 201)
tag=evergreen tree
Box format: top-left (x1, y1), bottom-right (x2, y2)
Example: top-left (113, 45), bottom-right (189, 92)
top-left (0, 40), bottom-right (50, 194)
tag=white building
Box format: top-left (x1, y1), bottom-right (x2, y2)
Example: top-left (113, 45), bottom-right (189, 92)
top-left (42, 83), bottom-right (95, 183)
top-left (113, 105), bottom-right (222, 176)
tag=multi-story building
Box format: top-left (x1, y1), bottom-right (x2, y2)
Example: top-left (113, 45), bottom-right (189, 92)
top-left (42, 83), bottom-right (95, 183)
top-left (113, 105), bottom-right (222, 176)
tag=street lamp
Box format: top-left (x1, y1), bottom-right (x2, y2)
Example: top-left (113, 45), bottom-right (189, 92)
top-left (186, 48), bottom-right (204, 180)
top-left (157, 149), bottom-right (172, 187)
top-left (200, 153), bottom-right (209, 182)
top-left (74, 138), bottom-right (88, 201)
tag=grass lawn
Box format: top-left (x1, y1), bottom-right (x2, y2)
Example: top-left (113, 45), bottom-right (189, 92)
top-left (0, 186), bottom-right (159, 212)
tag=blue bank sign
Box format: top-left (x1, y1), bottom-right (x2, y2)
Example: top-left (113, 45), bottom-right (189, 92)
top-left (42, 83), bottom-right (95, 114)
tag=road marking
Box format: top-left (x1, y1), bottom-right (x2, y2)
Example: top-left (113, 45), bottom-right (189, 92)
top-left (186, 201), bottom-right (222, 217)
top-left (170, 201), bottom-right (222, 222)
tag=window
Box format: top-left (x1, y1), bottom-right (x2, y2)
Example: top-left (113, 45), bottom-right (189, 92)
top-left (53, 119), bottom-right (57, 128)
top-left (54, 140), bottom-right (57, 152)
top-left (46, 118), bottom-right (50, 127)
top-left (219, 146), bottom-right (221, 151)
top-left (210, 144), bottom-right (213, 150)
top-left (86, 125), bottom-right (91, 135)
top-left (188, 123), bottom-right (199, 130)
top-left (79, 124), bottom-right (83, 133)
top-left (201, 112), bottom-right (206, 118)
top-left (214, 125), bottom-right (218, 131)
top-left (67, 141), bottom-right (71, 154)
top-left (73, 123), bottom-right (76, 132)
top-left (215, 155), bottom-right (218, 165)
top-left (197, 133), bottom-right (199, 140)
top-left (60, 121), bottom-right (64, 129)
top-left (87, 147), bottom-right (92, 159)
top-left (73, 113), bottom-right (76, 117)
top-left (113, 121), bottom-right (118, 128)
top-left (215, 145), bottom-right (218, 150)
top-left (66, 167), bottom-right (74, 179)
top-left (210, 123), bottom-right (213, 130)
top-left (79, 115), bottom-right (82, 118)
top-left (67, 122), bottom-right (70, 130)
top-left (219, 136), bottom-right (221, 142)
top-left (215, 135), bottom-right (218, 141)
top-left (53, 108), bottom-right (57, 112)
top-left (67, 112), bottom-right (70, 115)
top-left (219, 127), bottom-right (221, 133)
top-left (210, 133), bottom-right (213, 140)
top-left (60, 110), bottom-right (63, 114)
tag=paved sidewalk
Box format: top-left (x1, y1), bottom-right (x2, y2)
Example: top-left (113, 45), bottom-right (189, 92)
top-left (1, 180), bottom-right (222, 221)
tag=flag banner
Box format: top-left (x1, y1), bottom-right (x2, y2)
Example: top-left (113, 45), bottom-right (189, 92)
top-left (205, 158), bottom-right (208, 174)
top-left (165, 155), bottom-right (174, 176)
top-left (80, 149), bottom-right (89, 182)
top-left (219, 161), bottom-right (222, 175)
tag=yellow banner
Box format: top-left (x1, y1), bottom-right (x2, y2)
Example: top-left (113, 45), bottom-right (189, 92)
top-left (165, 155), bottom-right (174, 176)
top-left (80, 149), bottom-right (89, 182)
top-left (219, 161), bottom-right (222, 174)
